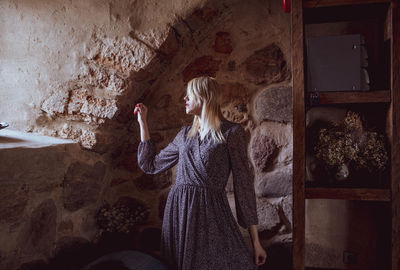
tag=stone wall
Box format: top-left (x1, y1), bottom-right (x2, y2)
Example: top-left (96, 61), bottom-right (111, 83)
top-left (0, 0), bottom-right (293, 269)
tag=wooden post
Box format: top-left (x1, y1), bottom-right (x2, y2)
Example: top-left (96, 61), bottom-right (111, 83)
top-left (292, 0), bottom-right (306, 269)
top-left (391, 1), bottom-right (400, 269)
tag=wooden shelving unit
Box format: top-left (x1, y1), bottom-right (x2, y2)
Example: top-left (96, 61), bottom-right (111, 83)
top-left (307, 90), bottom-right (391, 104)
top-left (292, 0), bottom-right (400, 269)
top-left (305, 188), bottom-right (391, 201)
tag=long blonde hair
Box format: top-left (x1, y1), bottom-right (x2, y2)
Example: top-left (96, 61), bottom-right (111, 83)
top-left (186, 76), bottom-right (226, 144)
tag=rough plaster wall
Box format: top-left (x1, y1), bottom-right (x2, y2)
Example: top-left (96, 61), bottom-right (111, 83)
top-left (0, 0), bottom-right (206, 131)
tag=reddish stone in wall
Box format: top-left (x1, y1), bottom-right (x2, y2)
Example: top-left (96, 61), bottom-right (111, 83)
top-left (242, 43), bottom-right (290, 85)
top-left (182, 56), bottom-right (221, 83)
top-left (213, 32), bottom-right (233, 54)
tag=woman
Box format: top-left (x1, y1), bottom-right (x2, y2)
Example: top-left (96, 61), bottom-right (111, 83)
top-left (135, 76), bottom-right (267, 270)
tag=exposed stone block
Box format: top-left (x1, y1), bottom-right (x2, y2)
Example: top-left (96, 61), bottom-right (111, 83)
top-left (41, 91), bottom-right (69, 116)
top-left (182, 56), bottom-right (221, 82)
top-left (68, 89), bottom-right (118, 120)
top-left (256, 198), bottom-right (281, 232)
top-left (281, 195), bottom-right (293, 226)
top-left (251, 133), bottom-right (279, 172)
top-left (90, 37), bottom-right (156, 73)
top-left (219, 82), bottom-right (250, 125)
top-left (84, 63), bottom-right (129, 94)
top-left (81, 97), bottom-right (117, 119)
top-left (213, 32), bottom-right (233, 54)
top-left (59, 124), bottom-right (82, 139)
top-left (78, 130), bottom-right (97, 150)
top-left (254, 85), bottom-right (293, 123)
top-left (256, 166), bottom-right (292, 197)
top-left (242, 43), bottom-right (289, 85)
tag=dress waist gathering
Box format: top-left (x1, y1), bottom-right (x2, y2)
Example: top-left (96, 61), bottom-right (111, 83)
top-left (172, 183), bottom-right (225, 194)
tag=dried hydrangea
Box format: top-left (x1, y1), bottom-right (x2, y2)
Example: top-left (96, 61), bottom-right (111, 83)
top-left (314, 110), bottom-right (388, 172)
top-left (96, 198), bottom-right (149, 234)
top-left (343, 110), bottom-right (363, 131)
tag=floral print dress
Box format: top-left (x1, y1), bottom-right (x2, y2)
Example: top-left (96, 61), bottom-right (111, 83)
top-left (137, 119), bottom-right (258, 270)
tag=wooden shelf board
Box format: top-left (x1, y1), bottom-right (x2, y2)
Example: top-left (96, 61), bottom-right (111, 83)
top-left (305, 187), bottom-right (391, 201)
top-left (303, 0), bottom-right (390, 8)
top-left (307, 90), bottom-right (390, 104)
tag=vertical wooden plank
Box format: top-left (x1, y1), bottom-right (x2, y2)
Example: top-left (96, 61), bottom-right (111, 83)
top-left (292, 0), bottom-right (306, 269)
top-left (391, 2), bottom-right (400, 270)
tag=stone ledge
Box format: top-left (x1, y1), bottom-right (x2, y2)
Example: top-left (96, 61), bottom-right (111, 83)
top-left (0, 130), bottom-right (75, 149)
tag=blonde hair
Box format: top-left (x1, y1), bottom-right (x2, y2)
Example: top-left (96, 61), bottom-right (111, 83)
top-left (186, 76), bottom-right (226, 144)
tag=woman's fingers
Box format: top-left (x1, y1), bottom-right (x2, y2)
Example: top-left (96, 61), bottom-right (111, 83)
top-left (133, 103), bottom-right (148, 125)
top-left (133, 103), bottom-right (144, 115)
top-left (254, 250), bottom-right (267, 266)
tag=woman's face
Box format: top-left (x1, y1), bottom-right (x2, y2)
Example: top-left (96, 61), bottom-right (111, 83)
top-left (184, 90), bottom-right (202, 116)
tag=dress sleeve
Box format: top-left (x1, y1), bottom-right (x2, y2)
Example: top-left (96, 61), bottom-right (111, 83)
top-left (137, 126), bottom-right (185, 175)
top-left (227, 124), bottom-right (259, 229)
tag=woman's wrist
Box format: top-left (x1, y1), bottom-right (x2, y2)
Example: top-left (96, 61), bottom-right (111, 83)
top-left (252, 239), bottom-right (262, 247)
top-left (248, 225), bottom-right (261, 246)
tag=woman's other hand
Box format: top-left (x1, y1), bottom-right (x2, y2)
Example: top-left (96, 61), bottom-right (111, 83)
top-left (253, 241), bottom-right (267, 266)
top-left (134, 103), bottom-right (148, 124)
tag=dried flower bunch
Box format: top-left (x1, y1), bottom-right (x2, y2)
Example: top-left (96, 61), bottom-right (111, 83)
top-left (314, 111), bottom-right (388, 172)
top-left (96, 198), bottom-right (149, 234)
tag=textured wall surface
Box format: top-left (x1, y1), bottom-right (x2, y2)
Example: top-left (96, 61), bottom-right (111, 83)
top-left (0, 0), bottom-right (294, 269)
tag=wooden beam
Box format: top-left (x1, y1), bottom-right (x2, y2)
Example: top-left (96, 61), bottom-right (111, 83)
top-left (391, 1), bottom-right (400, 269)
top-left (305, 188), bottom-right (391, 201)
top-left (303, 0), bottom-right (390, 8)
top-left (292, 0), bottom-right (306, 269)
top-left (307, 90), bottom-right (391, 105)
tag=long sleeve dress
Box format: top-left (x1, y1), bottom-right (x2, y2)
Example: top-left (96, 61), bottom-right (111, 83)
top-left (137, 119), bottom-right (258, 270)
